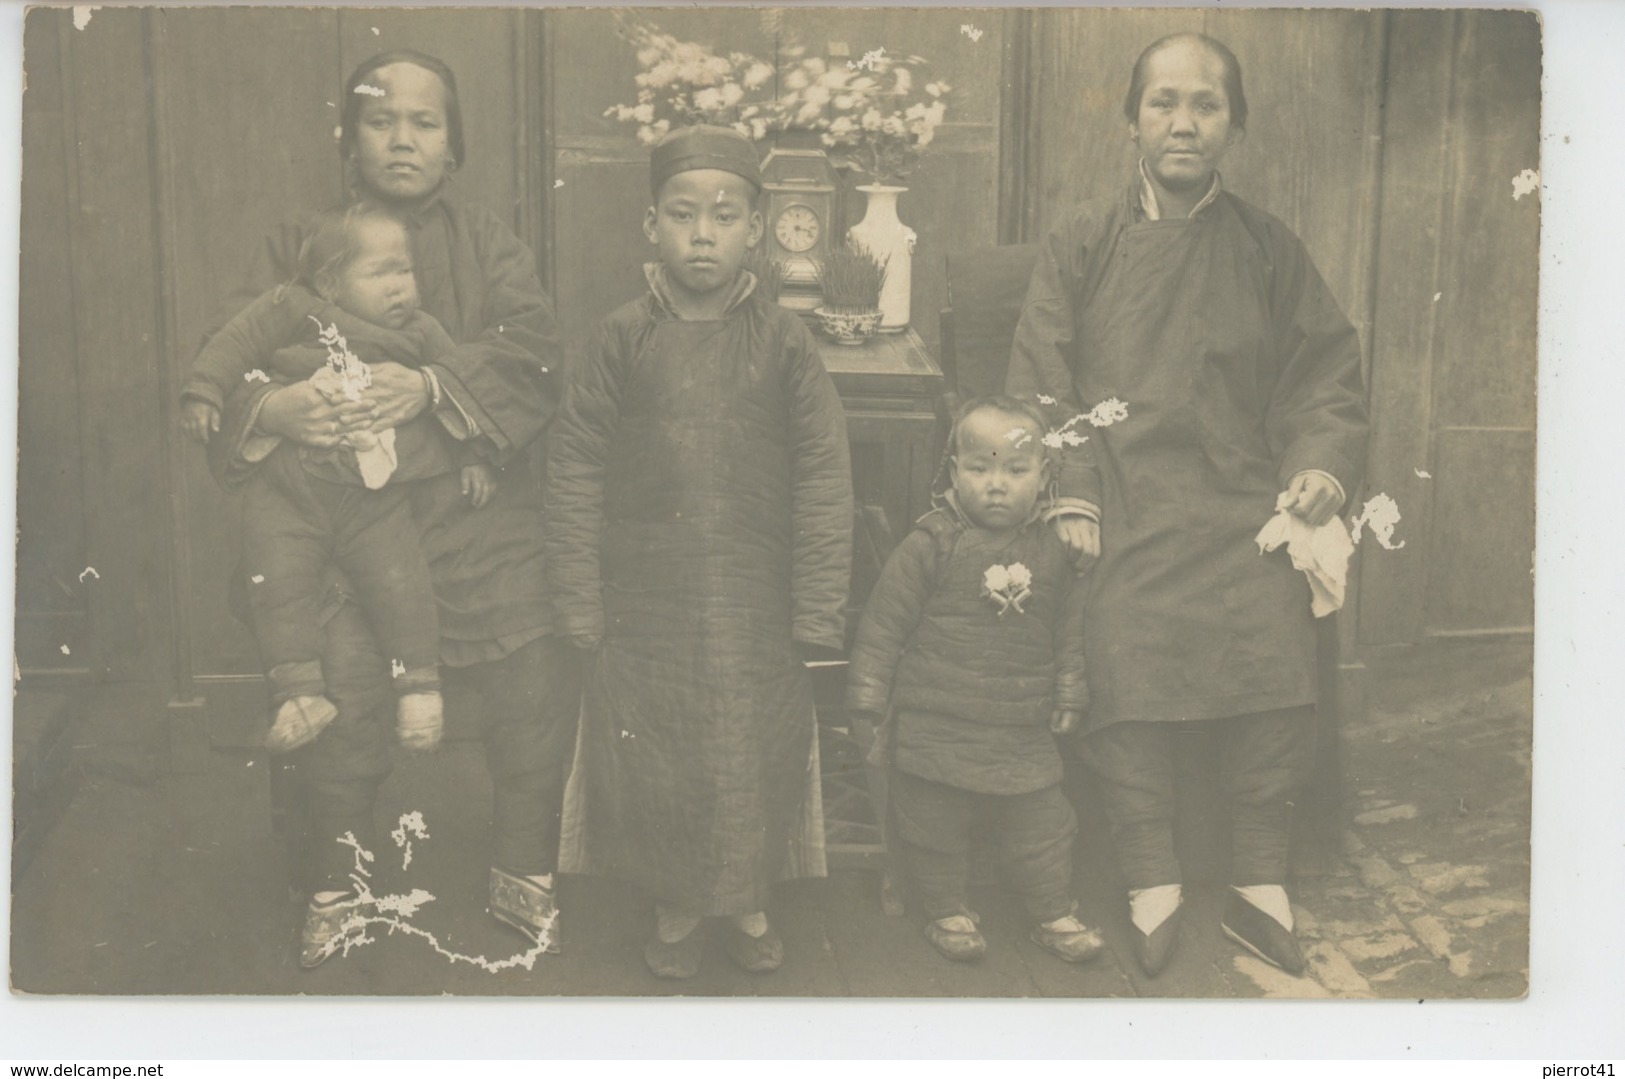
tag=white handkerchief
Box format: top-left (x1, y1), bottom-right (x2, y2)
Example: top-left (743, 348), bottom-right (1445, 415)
top-left (1255, 491), bottom-right (1354, 618)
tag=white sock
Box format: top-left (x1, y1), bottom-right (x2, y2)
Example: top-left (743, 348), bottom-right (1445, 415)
top-left (733, 911), bottom-right (768, 938)
top-left (312, 890), bottom-right (348, 906)
top-left (1233, 883), bottom-right (1294, 931)
top-left (1128, 883), bottom-right (1183, 935)
top-left (526, 873), bottom-right (554, 891)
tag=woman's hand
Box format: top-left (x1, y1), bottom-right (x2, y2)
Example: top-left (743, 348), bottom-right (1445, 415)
top-left (1282, 471), bottom-right (1343, 527)
top-left (1049, 709), bottom-right (1081, 736)
top-left (256, 382), bottom-right (376, 449)
top-left (363, 362), bottom-right (432, 431)
top-left (1051, 516), bottom-right (1101, 561)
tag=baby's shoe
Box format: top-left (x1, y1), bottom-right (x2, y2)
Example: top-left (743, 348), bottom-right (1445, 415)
top-left (396, 691), bottom-right (444, 751)
top-left (1030, 908), bottom-right (1105, 963)
top-left (924, 909), bottom-right (986, 962)
top-left (490, 867), bottom-right (560, 954)
top-left (267, 694), bottom-right (339, 755)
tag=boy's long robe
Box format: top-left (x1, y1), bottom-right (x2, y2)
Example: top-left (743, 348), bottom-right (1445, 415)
top-left (547, 284), bottom-right (853, 915)
top-left (1007, 177), bottom-right (1369, 730)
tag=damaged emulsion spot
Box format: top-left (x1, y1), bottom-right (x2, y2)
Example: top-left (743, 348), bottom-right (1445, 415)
top-left (1511, 168), bottom-right (1539, 201)
top-left (1414, 468), bottom-right (1432, 480)
top-left (391, 658), bottom-right (406, 679)
top-left (959, 23), bottom-right (984, 42)
top-left (354, 84), bottom-right (388, 98)
top-left (78, 567), bottom-right (99, 582)
top-left (848, 46), bottom-right (887, 72)
top-left (314, 822), bottom-right (553, 970)
top-left (1351, 493), bottom-right (1407, 550)
top-left (1004, 427), bottom-right (1033, 449)
top-left (244, 369), bottom-right (270, 384)
top-left (71, 6), bottom-right (97, 31)
top-left (250, 574), bottom-right (265, 584)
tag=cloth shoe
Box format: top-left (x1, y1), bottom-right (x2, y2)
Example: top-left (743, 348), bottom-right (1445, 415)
top-left (644, 928), bottom-right (702, 980)
top-left (1221, 890), bottom-right (1307, 974)
top-left (924, 910), bottom-right (986, 962)
top-left (489, 867), bottom-right (560, 954)
top-left (299, 891), bottom-right (367, 970)
top-left (267, 694), bottom-right (338, 755)
top-left (1132, 902), bottom-right (1184, 977)
top-left (723, 917), bottom-right (785, 973)
top-left (1030, 909), bottom-right (1105, 964)
top-left (396, 691), bottom-right (444, 751)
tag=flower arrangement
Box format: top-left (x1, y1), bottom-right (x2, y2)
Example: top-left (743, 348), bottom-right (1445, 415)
top-left (603, 17), bottom-right (777, 145)
top-left (603, 20), bottom-right (953, 186)
top-left (776, 46), bottom-right (951, 186)
top-left (816, 243), bottom-right (889, 312)
top-left (983, 562), bottom-right (1033, 616)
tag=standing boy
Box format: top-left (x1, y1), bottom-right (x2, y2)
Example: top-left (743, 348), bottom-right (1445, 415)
top-left (546, 126), bottom-right (853, 979)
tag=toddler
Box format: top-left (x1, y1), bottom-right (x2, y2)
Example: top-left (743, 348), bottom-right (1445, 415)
top-left (846, 395), bottom-right (1104, 963)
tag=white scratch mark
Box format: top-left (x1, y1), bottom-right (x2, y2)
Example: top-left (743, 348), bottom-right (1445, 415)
top-left (1035, 393), bottom-right (1057, 406)
top-left (78, 566), bottom-right (99, 582)
top-left (1350, 493), bottom-right (1407, 550)
top-left (1511, 168), bottom-right (1539, 200)
top-left (93, 941), bottom-right (108, 948)
top-left (1413, 468), bottom-right (1432, 479)
top-left (355, 83), bottom-right (387, 98)
top-left (246, 761), bottom-right (255, 768)
top-left (848, 46), bottom-right (887, 72)
top-left (1041, 412), bottom-right (1093, 449)
top-left (621, 730), bottom-right (634, 739)
top-left (1433, 292), bottom-right (1442, 303)
top-left (369, 26), bottom-right (380, 36)
top-left (250, 574), bottom-right (265, 584)
top-left (60, 645), bottom-right (70, 655)
top-left (244, 369), bottom-right (270, 383)
top-left (553, 179), bottom-right (565, 189)
top-left (312, 828), bottom-right (550, 971)
top-left (390, 658), bottom-right (406, 679)
top-left (326, 101), bottom-right (335, 108)
top-left (71, 6), bottom-right (97, 31)
top-left (1004, 427), bottom-right (1033, 448)
top-left (333, 126), bottom-right (344, 142)
top-left (1085, 397), bottom-right (1129, 427)
top-left (959, 23), bottom-right (984, 42)
top-left (390, 811), bottom-right (430, 870)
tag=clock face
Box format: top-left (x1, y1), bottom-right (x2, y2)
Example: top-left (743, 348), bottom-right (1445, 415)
top-left (774, 204), bottom-right (822, 254)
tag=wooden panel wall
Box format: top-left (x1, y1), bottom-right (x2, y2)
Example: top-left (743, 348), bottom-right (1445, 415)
top-left (545, 7), bottom-right (1003, 360)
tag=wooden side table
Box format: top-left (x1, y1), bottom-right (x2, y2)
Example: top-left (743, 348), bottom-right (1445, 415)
top-left (817, 327), bottom-right (946, 541)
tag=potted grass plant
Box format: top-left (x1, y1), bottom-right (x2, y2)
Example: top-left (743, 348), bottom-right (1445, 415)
top-left (814, 243), bottom-right (889, 346)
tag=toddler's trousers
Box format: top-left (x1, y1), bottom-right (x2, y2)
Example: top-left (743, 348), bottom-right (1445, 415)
top-left (243, 456), bottom-right (440, 703)
top-left (890, 768), bottom-right (1077, 924)
top-left (1076, 705), bottom-right (1315, 890)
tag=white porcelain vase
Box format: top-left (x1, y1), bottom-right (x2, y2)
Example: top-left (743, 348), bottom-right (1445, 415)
top-left (847, 185), bottom-right (915, 332)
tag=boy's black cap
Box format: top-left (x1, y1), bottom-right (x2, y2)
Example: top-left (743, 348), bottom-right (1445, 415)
top-left (650, 124), bottom-right (763, 196)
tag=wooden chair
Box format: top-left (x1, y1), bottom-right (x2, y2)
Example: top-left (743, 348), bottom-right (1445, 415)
top-left (932, 242), bottom-right (1345, 880)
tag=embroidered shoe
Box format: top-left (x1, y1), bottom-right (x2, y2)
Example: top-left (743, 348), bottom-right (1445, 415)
top-left (1030, 911), bottom-right (1106, 963)
top-left (1220, 891), bottom-right (1307, 974)
top-left (299, 892), bottom-right (367, 970)
top-left (489, 867), bottom-right (560, 954)
top-left (924, 911), bottom-right (987, 962)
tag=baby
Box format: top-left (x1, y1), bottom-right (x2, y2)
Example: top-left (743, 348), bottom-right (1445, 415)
top-left (183, 204), bottom-right (491, 754)
top-left (846, 395), bottom-right (1104, 964)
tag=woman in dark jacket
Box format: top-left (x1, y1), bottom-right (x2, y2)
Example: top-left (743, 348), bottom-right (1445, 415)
top-left (1007, 33), bottom-right (1370, 976)
top-left (204, 50), bottom-right (577, 969)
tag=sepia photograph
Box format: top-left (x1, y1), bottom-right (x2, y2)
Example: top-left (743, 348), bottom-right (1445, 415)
top-left (9, 1), bottom-right (1545, 1018)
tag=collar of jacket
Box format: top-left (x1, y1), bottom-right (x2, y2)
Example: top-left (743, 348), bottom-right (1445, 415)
top-left (644, 262), bottom-right (759, 319)
top-left (1134, 158), bottom-right (1223, 221)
